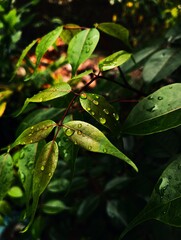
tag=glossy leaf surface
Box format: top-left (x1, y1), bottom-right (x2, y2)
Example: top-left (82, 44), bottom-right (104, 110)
top-left (0, 154), bottom-right (14, 200)
top-left (120, 154), bottom-right (181, 239)
top-left (123, 83), bottom-right (181, 135)
top-left (61, 24), bottom-right (81, 44)
top-left (79, 93), bottom-right (120, 134)
top-left (68, 28), bottom-right (100, 76)
top-left (17, 82), bottom-right (71, 115)
top-left (143, 48), bottom-right (181, 83)
top-left (42, 199), bottom-right (68, 214)
top-left (35, 26), bottom-right (63, 67)
top-left (99, 50), bottom-right (131, 71)
top-left (23, 141), bottom-right (58, 232)
top-left (63, 121), bottom-right (138, 172)
top-left (12, 120), bottom-right (56, 148)
top-left (96, 22), bottom-right (130, 47)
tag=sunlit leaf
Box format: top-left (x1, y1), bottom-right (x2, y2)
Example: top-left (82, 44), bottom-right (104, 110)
top-left (61, 24), bottom-right (81, 44)
top-left (143, 48), bottom-right (181, 83)
top-left (36, 26), bottom-right (63, 67)
top-left (96, 22), bottom-right (130, 47)
top-left (63, 121), bottom-right (138, 172)
top-left (22, 141), bottom-right (58, 232)
top-left (12, 120), bottom-right (56, 148)
top-left (16, 82), bottom-right (71, 115)
top-left (120, 154), bottom-right (181, 239)
top-left (0, 153), bottom-right (14, 200)
top-left (122, 83), bottom-right (181, 135)
top-left (99, 50), bottom-right (131, 71)
top-left (8, 186), bottom-right (23, 198)
top-left (68, 28), bottom-right (100, 76)
top-left (0, 102), bottom-right (6, 117)
top-left (79, 93), bottom-right (120, 134)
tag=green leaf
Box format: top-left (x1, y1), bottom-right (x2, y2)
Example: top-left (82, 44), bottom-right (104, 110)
top-left (8, 186), bottom-right (23, 198)
top-left (96, 22), bottom-right (130, 47)
top-left (22, 141), bottom-right (59, 232)
top-left (122, 83), bottom-right (181, 135)
top-left (42, 199), bottom-right (68, 214)
top-left (12, 120), bottom-right (56, 148)
top-left (68, 28), bottom-right (100, 76)
top-left (48, 178), bottom-right (70, 193)
top-left (61, 24), bottom-right (81, 44)
top-left (16, 82), bottom-right (71, 115)
top-left (69, 69), bottom-right (93, 86)
top-left (0, 153), bottom-right (14, 200)
top-left (79, 93), bottom-right (120, 134)
top-left (143, 48), bottom-right (181, 83)
top-left (120, 154), bottom-right (181, 239)
top-left (63, 120), bottom-right (138, 172)
top-left (35, 26), bottom-right (63, 67)
top-left (99, 50), bottom-right (131, 71)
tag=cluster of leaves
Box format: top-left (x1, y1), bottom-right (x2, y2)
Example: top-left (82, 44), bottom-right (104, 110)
top-left (0, 15), bottom-right (181, 240)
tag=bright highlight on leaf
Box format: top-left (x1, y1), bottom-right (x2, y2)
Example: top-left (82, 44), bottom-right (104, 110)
top-left (120, 154), bottom-right (181, 239)
top-left (99, 50), bottom-right (131, 71)
top-left (12, 120), bottom-right (56, 148)
top-left (16, 82), bottom-right (71, 115)
top-left (63, 120), bottom-right (138, 172)
top-left (79, 93), bottom-right (120, 134)
top-left (68, 28), bottom-right (100, 76)
top-left (123, 83), bottom-right (181, 135)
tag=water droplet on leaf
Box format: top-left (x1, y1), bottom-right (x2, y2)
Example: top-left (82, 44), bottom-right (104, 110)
top-left (39, 98), bottom-right (43, 102)
top-left (91, 111), bottom-right (95, 116)
top-left (48, 173), bottom-right (51, 177)
top-left (77, 130), bottom-right (82, 135)
top-left (148, 96), bottom-right (154, 100)
top-left (41, 166), bottom-right (45, 171)
top-left (20, 172), bottom-right (25, 183)
top-left (99, 117), bottom-right (106, 125)
top-left (80, 93), bottom-right (87, 99)
top-left (20, 152), bottom-right (25, 159)
top-left (31, 126), bottom-right (34, 130)
top-left (86, 107), bottom-right (91, 111)
top-left (103, 148), bottom-right (107, 153)
top-left (113, 113), bottom-right (119, 121)
top-left (88, 146), bottom-right (92, 150)
top-left (146, 105), bottom-right (158, 112)
top-left (65, 128), bottom-right (75, 137)
top-left (93, 100), bottom-right (99, 105)
top-left (95, 95), bottom-right (99, 99)
top-left (158, 96), bottom-right (163, 100)
top-left (103, 109), bottom-right (109, 115)
top-left (78, 123), bottom-right (82, 128)
top-left (159, 177), bottom-right (169, 198)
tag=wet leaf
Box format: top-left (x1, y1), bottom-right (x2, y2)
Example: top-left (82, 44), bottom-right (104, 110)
top-left (79, 93), bottom-right (120, 134)
top-left (12, 120), bottom-right (56, 148)
top-left (96, 22), bottom-right (130, 47)
top-left (63, 121), bottom-right (138, 172)
top-left (22, 141), bottom-right (58, 232)
top-left (122, 83), bottom-right (181, 135)
top-left (68, 28), bottom-right (100, 76)
top-left (36, 26), bottom-right (63, 67)
top-left (99, 50), bottom-right (131, 71)
top-left (16, 82), bottom-right (71, 115)
top-left (120, 154), bottom-right (181, 239)
top-left (0, 153), bottom-right (14, 200)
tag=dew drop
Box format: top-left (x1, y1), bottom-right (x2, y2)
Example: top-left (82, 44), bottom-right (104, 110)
top-left (65, 128), bottom-right (75, 137)
top-left (159, 177), bottom-right (169, 197)
top-left (78, 123), bottom-right (82, 128)
top-left (28, 133), bottom-right (32, 137)
top-left (20, 152), bottom-right (25, 159)
top-left (48, 173), bottom-right (51, 177)
top-left (103, 109), bottom-right (109, 115)
top-left (85, 47), bottom-right (90, 53)
top-left (86, 107), bottom-right (91, 111)
top-left (39, 98), bottom-right (43, 102)
top-left (113, 113), bottom-right (119, 121)
top-left (99, 117), bottom-right (106, 125)
top-left (148, 96), bottom-right (154, 100)
top-left (77, 130), bottom-right (82, 135)
top-left (20, 172), bottom-right (25, 183)
top-left (91, 111), bottom-right (95, 116)
top-left (58, 141), bottom-right (62, 147)
top-left (27, 161), bottom-right (34, 170)
top-left (80, 93), bottom-right (87, 99)
top-left (93, 100), bottom-right (99, 105)
top-left (158, 96), bottom-right (163, 100)
top-left (146, 105), bottom-right (158, 112)
top-left (169, 85), bottom-right (173, 89)
top-left (36, 128), bottom-right (40, 131)
top-left (95, 95), bottom-right (99, 99)
top-left (88, 146), bottom-right (92, 150)
top-left (31, 126), bottom-right (34, 130)
top-left (41, 166), bottom-right (45, 171)
top-left (103, 148), bottom-right (107, 153)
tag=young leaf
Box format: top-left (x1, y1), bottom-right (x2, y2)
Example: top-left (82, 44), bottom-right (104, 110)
top-left (16, 82), bottom-right (71, 115)
top-left (99, 50), bottom-right (131, 71)
top-left (61, 24), bottom-right (81, 44)
top-left (35, 26), bottom-right (63, 67)
top-left (69, 69), bottom-right (93, 86)
top-left (96, 22), bottom-right (130, 47)
top-left (120, 154), bottom-right (181, 239)
top-left (42, 199), bottom-right (68, 214)
top-left (0, 153), bottom-right (14, 200)
top-left (12, 120), bottom-right (56, 148)
top-left (122, 83), bottom-right (181, 135)
top-left (143, 48), bottom-right (181, 83)
top-left (68, 28), bottom-right (100, 76)
top-left (63, 120), bottom-right (138, 172)
top-left (79, 93), bottom-right (120, 134)
top-left (22, 141), bottom-right (59, 232)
